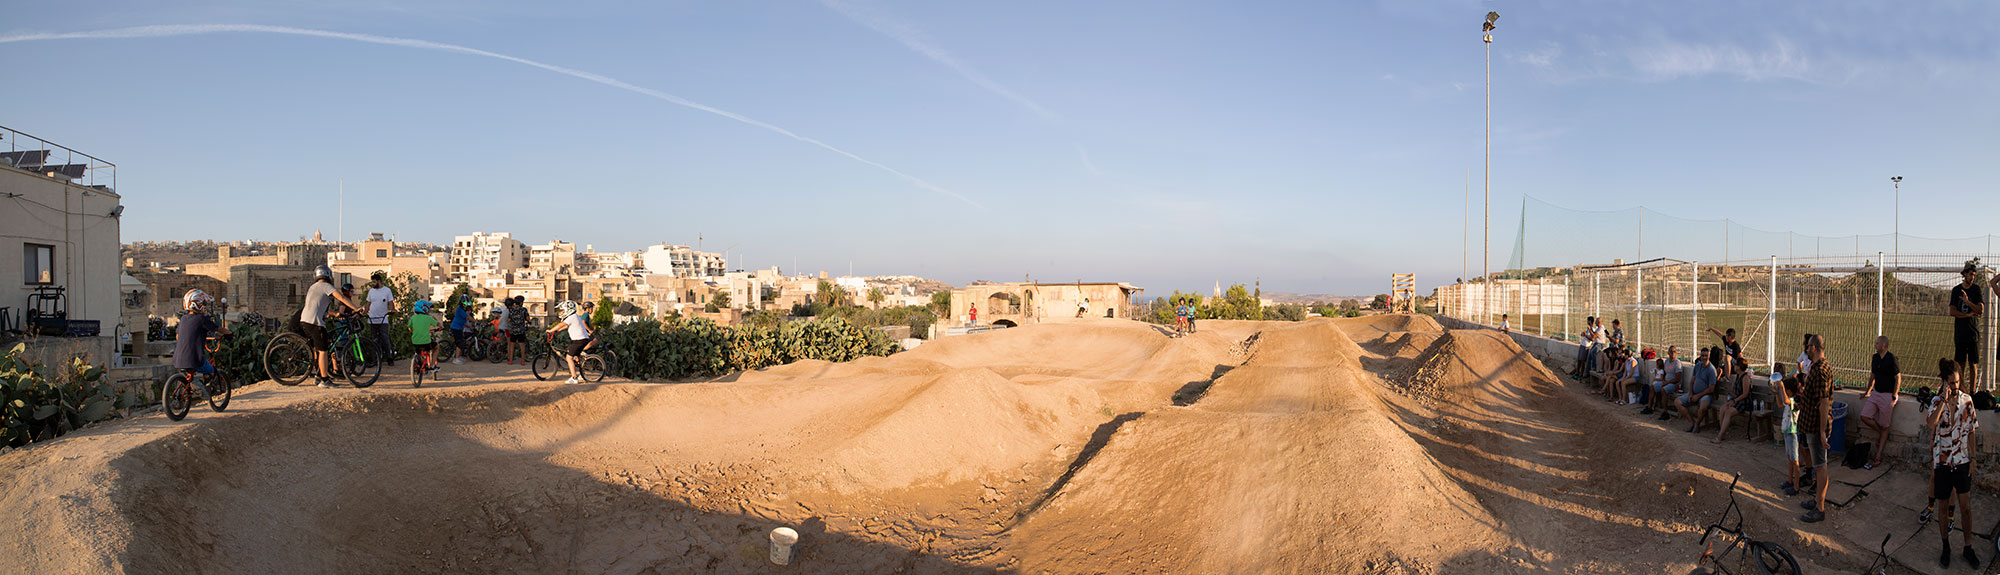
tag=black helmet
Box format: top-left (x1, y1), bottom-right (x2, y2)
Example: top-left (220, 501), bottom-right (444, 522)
top-left (341, 283), bottom-right (354, 292)
top-left (314, 264), bottom-right (333, 279)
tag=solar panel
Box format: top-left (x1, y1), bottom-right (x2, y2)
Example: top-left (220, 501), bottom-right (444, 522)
top-left (0, 150), bottom-right (49, 167)
top-left (37, 164), bottom-right (87, 179)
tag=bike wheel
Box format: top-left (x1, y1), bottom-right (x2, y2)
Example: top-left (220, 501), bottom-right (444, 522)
top-left (162, 374), bottom-right (193, 421)
top-left (411, 357), bottom-right (424, 388)
top-left (531, 353), bottom-right (554, 381)
top-left (344, 347), bottom-right (380, 388)
top-left (1750, 541), bottom-right (1800, 575)
top-left (582, 355), bottom-right (607, 383)
top-left (206, 374), bottom-right (231, 412)
top-left (264, 332), bottom-right (313, 386)
top-left (597, 351), bottom-right (617, 381)
top-left (488, 337), bottom-right (506, 363)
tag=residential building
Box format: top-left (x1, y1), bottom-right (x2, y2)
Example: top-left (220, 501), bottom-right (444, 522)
top-left (949, 282), bottom-right (1145, 328)
top-left (450, 232), bottom-right (527, 281)
top-left (327, 232), bottom-right (443, 294)
top-left (1, 125), bottom-right (124, 364)
top-left (641, 243), bottom-right (725, 278)
top-left (528, 240), bottom-right (577, 273)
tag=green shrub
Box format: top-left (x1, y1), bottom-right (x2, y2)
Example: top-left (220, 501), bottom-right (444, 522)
top-left (1, 344), bottom-right (131, 447)
top-left (593, 316), bottom-right (896, 381)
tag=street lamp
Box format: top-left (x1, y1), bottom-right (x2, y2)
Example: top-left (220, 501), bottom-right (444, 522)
top-left (1892, 176), bottom-right (1902, 269)
top-left (1483, 11), bottom-right (1497, 324)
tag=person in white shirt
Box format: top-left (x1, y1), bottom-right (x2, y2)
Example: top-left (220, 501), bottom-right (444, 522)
top-left (1498, 313), bottom-right (1511, 333)
top-left (543, 300), bottom-right (595, 384)
top-left (365, 271), bottom-right (397, 367)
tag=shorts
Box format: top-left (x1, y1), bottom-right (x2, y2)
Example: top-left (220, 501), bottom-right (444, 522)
top-left (567, 338), bottom-right (591, 357)
top-left (1957, 326), bottom-right (1980, 364)
top-left (509, 332), bottom-right (527, 343)
top-left (1802, 433), bottom-right (1829, 468)
top-left (1934, 463), bottom-right (1973, 499)
top-left (414, 342), bottom-right (436, 354)
top-left (1860, 392), bottom-right (1896, 426)
top-left (1680, 394), bottom-right (1711, 410)
top-left (1652, 382), bottom-right (1679, 396)
top-left (1730, 397), bottom-right (1753, 413)
top-left (300, 323), bottom-right (329, 350)
top-left (1785, 433), bottom-right (1799, 464)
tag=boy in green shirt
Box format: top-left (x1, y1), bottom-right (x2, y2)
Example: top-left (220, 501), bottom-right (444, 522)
top-left (409, 300), bottom-right (443, 378)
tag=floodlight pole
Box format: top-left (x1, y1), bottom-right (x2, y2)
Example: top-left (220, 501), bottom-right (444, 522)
top-left (1892, 176), bottom-right (1903, 269)
top-left (1483, 13), bottom-right (1496, 328)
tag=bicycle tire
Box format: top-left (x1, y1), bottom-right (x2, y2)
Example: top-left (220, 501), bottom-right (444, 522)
top-left (1750, 541), bottom-right (1800, 575)
top-left (264, 332), bottom-right (313, 386)
top-left (162, 374), bottom-right (193, 421)
top-left (344, 347), bottom-right (380, 388)
top-left (206, 373), bottom-right (231, 412)
top-left (531, 353), bottom-right (554, 381)
top-left (598, 351), bottom-right (617, 381)
top-left (410, 357), bottom-right (424, 388)
top-left (488, 336), bottom-right (506, 363)
top-left (582, 355), bottom-right (607, 383)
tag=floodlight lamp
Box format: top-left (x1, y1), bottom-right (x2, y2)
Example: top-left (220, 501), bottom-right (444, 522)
top-left (1487, 11), bottom-right (1500, 24)
top-left (1892, 176), bottom-right (1903, 183)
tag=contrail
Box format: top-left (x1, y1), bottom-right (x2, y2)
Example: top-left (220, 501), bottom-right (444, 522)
top-left (0, 24), bottom-right (982, 208)
top-left (816, 0), bottom-right (1054, 121)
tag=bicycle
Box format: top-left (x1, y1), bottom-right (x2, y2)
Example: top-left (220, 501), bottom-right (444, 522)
top-left (1690, 473), bottom-right (1801, 575)
top-left (261, 314), bottom-right (379, 387)
top-left (409, 325), bottom-right (445, 388)
top-left (532, 333), bottom-right (615, 383)
top-left (1863, 532), bottom-right (1894, 575)
top-left (162, 336), bottom-right (233, 421)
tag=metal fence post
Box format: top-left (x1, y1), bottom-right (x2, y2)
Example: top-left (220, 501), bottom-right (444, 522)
top-left (1692, 261), bottom-right (1700, 355)
top-left (1636, 266), bottom-right (1644, 350)
top-left (1876, 251), bottom-right (1884, 337)
top-left (1536, 277), bottom-right (1545, 337)
top-left (1564, 272), bottom-right (1572, 342)
top-left (1593, 271), bottom-right (1601, 321)
top-left (1768, 256), bottom-right (1777, 370)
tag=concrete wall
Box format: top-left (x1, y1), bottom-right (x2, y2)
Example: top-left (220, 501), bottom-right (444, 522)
top-left (0, 168), bottom-right (121, 335)
top-left (1436, 314), bottom-right (2000, 457)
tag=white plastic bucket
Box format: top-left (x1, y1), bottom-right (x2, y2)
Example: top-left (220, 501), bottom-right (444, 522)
top-left (769, 527), bottom-right (800, 565)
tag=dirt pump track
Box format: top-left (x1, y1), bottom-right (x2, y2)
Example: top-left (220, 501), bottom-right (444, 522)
top-left (0, 315), bottom-right (1895, 573)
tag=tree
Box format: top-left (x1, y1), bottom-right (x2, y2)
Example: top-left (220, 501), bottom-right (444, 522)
top-left (867, 287), bottom-right (885, 310)
top-left (712, 290), bottom-right (732, 309)
top-left (816, 280), bottom-right (847, 307)
top-left (591, 296), bottom-right (616, 329)
top-left (1371, 294), bottom-right (1390, 310)
top-left (930, 292), bottom-right (952, 316)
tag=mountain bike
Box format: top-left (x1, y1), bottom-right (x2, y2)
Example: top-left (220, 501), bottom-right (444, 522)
top-left (261, 314), bottom-right (378, 387)
top-left (163, 337), bottom-right (233, 421)
top-left (1690, 473), bottom-right (1801, 575)
top-left (409, 326), bottom-right (444, 388)
top-left (532, 333), bottom-right (614, 383)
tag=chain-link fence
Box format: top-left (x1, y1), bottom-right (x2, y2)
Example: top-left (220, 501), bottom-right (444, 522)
top-left (1438, 253), bottom-right (1998, 393)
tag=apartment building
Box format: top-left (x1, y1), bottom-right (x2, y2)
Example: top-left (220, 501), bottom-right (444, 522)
top-left (1, 125), bottom-right (123, 363)
top-left (641, 243), bottom-right (725, 278)
top-left (450, 232), bottom-right (527, 281)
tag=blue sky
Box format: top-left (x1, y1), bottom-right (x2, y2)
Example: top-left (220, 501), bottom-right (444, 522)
top-left (3, 1), bottom-right (1996, 296)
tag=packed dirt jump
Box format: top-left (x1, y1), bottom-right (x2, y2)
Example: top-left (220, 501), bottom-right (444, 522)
top-left (0, 315), bottom-right (1879, 573)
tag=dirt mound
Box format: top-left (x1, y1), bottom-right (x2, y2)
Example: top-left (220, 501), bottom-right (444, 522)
top-left (1332, 313), bottom-right (1444, 339)
top-left (1011, 321), bottom-right (1509, 573)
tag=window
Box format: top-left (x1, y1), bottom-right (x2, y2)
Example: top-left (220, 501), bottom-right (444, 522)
top-left (23, 244), bottom-right (53, 284)
top-left (375, 249), bottom-right (388, 258)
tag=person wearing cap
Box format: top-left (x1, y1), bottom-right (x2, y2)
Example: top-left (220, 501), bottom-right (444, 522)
top-left (1952, 259), bottom-right (1985, 392)
top-left (365, 271), bottom-right (397, 368)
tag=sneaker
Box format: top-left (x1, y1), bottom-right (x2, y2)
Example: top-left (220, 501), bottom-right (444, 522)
top-left (1966, 546), bottom-right (1981, 569)
top-left (1800, 499), bottom-right (1820, 511)
top-left (1799, 509), bottom-right (1825, 523)
top-left (1942, 548), bottom-right (1953, 569)
top-left (1862, 461), bottom-right (1876, 471)
top-left (1640, 407), bottom-right (1655, 415)
top-left (453, 357), bottom-right (465, 365)
top-left (317, 378), bottom-right (337, 388)
top-left (1780, 480), bottom-right (1795, 491)
top-left (1921, 505), bottom-right (1935, 523)
top-left (1657, 412), bottom-right (1672, 421)
top-left (1783, 485), bottom-right (1799, 496)
top-left (564, 377), bottom-right (579, 384)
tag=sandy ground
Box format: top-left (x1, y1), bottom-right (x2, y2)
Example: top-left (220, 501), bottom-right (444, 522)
top-left (0, 316), bottom-right (1984, 574)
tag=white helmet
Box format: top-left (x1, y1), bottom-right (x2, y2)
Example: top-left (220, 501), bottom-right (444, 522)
top-left (182, 289), bottom-right (214, 314)
top-left (556, 300), bottom-right (578, 316)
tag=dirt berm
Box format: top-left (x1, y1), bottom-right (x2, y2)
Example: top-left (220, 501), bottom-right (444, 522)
top-left (0, 316), bottom-right (1828, 573)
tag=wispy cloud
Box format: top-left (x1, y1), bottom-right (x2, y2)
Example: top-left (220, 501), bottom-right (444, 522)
top-left (1513, 42), bottom-right (1562, 69)
top-left (1628, 38), bottom-right (1819, 83)
top-left (817, 0), bottom-right (1054, 120)
top-left (0, 23), bottom-right (982, 208)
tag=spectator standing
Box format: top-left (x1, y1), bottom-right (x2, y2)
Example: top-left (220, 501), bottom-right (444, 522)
top-left (1607, 319), bottom-right (1625, 349)
top-left (506, 296), bottom-right (530, 365)
top-left (1798, 335), bottom-right (1834, 523)
top-left (1862, 335), bottom-right (1900, 470)
top-left (1929, 358), bottom-right (1982, 569)
top-left (448, 295), bottom-right (472, 365)
top-left (1574, 317), bottom-right (1597, 380)
top-left (365, 272), bottom-right (396, 368)
top-left (1772, 365), bottom-right (1802, 496)
top-left (1678, 348), bottom-right (1720, 432)
top-left (1951, 260), bottom-right (1985, 392)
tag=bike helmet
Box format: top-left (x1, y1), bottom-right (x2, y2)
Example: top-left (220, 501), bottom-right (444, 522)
top-left (182, 289), bottom-right (214, 314)
top-left (414, 300), bottom-right (433, 314)
top-left (556, 300), bottom-right (578, 317)
top-left (314, 264), bottom-right (333, 279)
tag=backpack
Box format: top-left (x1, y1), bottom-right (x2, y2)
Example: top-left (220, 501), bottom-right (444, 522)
top-left (1844, 443), bottom-right (1872, 469)
top-left (1976, 390), bottom-right (1996, 411)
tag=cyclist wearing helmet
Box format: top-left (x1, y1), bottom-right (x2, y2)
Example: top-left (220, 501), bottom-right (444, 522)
top-left (543, 300), bottom-right (594, 384)
top-left (448, 295), bottom-right (473, 364)
top-left (172, 289), bottom-right (230, 375)
top-left (300, 265), bottom-right (364, 387)
top-left (365, 271), bottom-right (397, 368)
top-left (408, 299), bottom-right (441, 378)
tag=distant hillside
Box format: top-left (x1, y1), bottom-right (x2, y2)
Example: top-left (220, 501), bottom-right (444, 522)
top-left (1262, 292), bottom-right (1372, 305)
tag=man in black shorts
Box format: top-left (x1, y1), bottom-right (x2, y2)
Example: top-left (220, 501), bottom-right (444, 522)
top-left (299, 265), bottom-right (364, 387)
top-left (1951, 260), bottom-right (1985, 391)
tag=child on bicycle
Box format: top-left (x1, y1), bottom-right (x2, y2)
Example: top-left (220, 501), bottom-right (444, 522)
top-left (172, 289), bottom-right (230, 377)
top-left (543, 300), bottom-right (594, 384)
top-left (409, 299), bottom-right (442, 379)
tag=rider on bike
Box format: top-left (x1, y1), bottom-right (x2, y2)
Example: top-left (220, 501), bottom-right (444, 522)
top-left (300, 265), bottom-right (365, 387)
top-left (172, 289), bottom-right (230, 377)
top-left (409, 299), bottom-right (442, 377)
top-left (542, 300), bottom-right (594, 384)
